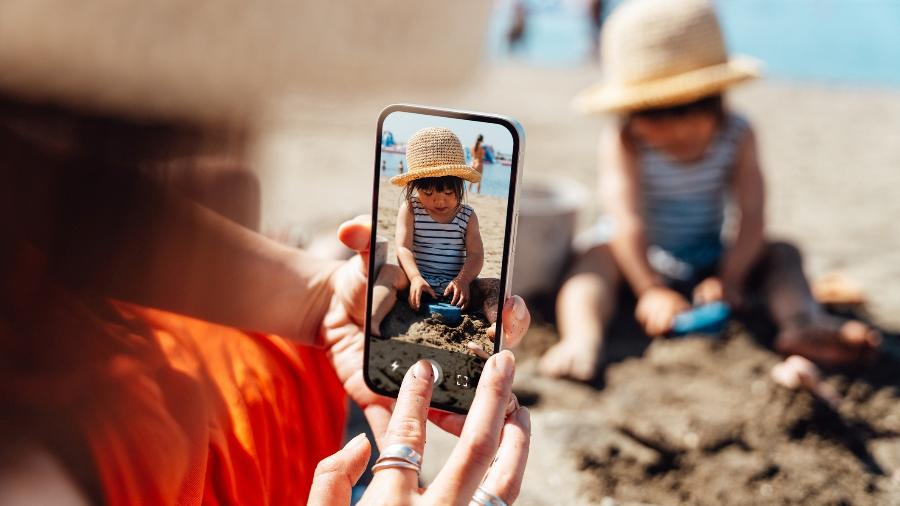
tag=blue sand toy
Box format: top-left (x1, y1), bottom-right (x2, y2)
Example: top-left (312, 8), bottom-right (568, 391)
top-left (428, 302), bottom-right (462, 325)
top-left (671, 302), bottom-right (730, 336)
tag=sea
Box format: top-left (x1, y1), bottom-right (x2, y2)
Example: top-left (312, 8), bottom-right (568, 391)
top-left (488, 0), bottom-right (900, 88)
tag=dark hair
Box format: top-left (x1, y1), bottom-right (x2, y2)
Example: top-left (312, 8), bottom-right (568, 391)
top-left (629, 94), bottom-right (725, 123)
top-left (403, 176), bottom-right (465, 205)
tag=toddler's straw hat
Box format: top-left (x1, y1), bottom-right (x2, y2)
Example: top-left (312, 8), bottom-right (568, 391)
top-left (390, 128), bottom-right (481, 186)
top-left (573, 0), bottom-right (761, 114)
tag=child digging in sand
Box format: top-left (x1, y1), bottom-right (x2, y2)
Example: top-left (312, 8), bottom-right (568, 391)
top-left (371, 127), bottom-right (498, 346)
top-left (539, 0), bottom-right (882, 381)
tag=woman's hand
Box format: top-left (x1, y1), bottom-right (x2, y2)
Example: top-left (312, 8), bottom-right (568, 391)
top-left (444, 277), bottom-right (471, 308)
top-left (635, 286), bottom-right (691, 337)
top-left (309, 352), bottom-right (531, 506)
top-left (409, 275), bottom-right (436, 311)
top-left (320, 216), bottom-right (531, 443)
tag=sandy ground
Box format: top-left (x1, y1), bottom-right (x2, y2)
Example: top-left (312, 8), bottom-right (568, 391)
top-left (253, 64), bottom-right (900, 504)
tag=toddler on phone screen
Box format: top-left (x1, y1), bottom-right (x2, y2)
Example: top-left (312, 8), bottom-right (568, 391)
top-left (371, 127), bottom-right (485, 336)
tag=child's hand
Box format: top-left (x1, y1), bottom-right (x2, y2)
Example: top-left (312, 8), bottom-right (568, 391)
top-left (443, 277), bottom-right (471, 308)
top-left (694, 276), bottom-right (744, 308)
top-left (693, 276), bottom-right (724, 305)
top-left (409, 275), bottom-right (436, 311)
top-left (635, 286), bottom-right (691, 337)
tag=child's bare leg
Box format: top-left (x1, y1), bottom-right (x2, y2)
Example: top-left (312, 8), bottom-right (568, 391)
top-left (467, 278), bottom-right (500, 357)
top-left (762, 242), bottom-right (881, 365)
top-left (540, 244), bottom-right (620, 381)
top-left (370, 263), bottom-right (409, 337)
top-left (471, 278), bottom-right (500, 323)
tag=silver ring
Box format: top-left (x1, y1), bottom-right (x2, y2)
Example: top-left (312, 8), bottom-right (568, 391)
top-left (472, 486), bottom-right (508, 506)
top-left (376, 444), bottom-right (423, 467)
top-left (371, 460), bottom-right (420, 474)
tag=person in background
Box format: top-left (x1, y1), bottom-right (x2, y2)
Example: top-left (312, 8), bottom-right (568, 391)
top-left (507, 0), bottom-right (528, 52)
top-left (470, 134), bottom-right (486, 194)
top-left (539, 0), bottom-right (880, 382)
top-left (588, 0), bottom-right (605, 60)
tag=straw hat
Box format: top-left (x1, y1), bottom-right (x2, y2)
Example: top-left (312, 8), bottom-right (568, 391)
top-left (0, 1), bottom-right (490, 124)
top-left (573, 0), bottom-right (761, 114)
top-left (390, 128), bottom-right (481, 186)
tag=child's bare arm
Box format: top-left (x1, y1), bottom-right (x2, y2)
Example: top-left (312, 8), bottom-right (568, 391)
top-left (395, 201), bottom-right (434, 309)
top-left (395, 201), bottom-right (423, 281)
top-left (603, 128), bottom-right (664, 296)
top-left (721, 126), bottom-right (766, 290)
top-left (455, 211), bottom-right (484, 284)
top-left (444, 211), bottom-right (483, 307)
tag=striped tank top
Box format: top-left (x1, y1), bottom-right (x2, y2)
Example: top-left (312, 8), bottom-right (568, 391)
top-left (411, 197), bottom-right (473, 292)
top-left (640, 113), bottom-right (749, 280)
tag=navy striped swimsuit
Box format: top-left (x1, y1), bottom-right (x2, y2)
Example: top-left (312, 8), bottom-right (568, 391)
top-left (410, 197), bottom-right (472, 293)
top-left (579, 113), bottom-right (749, 281)
top-left (640, 114), bottom-right (748, 279)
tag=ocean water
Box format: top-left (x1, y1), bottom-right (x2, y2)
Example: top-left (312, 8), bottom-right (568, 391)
top-left (380, 151), bottom-right (512, 199)
top-left (488, 0), bottom-right (900, 87)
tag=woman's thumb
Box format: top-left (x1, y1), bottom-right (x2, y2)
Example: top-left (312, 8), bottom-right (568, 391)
top-left (308, 433), bottom-right (372, 505)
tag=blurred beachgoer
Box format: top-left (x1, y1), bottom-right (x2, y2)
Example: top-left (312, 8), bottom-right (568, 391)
top-left (381, 159), bottom-right (387, 172)
top-left (507, 1), bottom-right (528, 52)
top-left (398, 159), bottom-right (405, 174)
top-left (470, 134), bottom-right (486, 194)
top-left (539, 0), bottom-right (881, 381)
top-left (371, 128), bottom-right (493, 338)
top-left (588, 0), bottom-right (605, 59)
top-left (0, 1), bottom-right (533, 505)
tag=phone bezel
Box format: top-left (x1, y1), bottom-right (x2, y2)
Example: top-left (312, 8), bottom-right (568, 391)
top-left (363, 103), bottom-right (524, 414)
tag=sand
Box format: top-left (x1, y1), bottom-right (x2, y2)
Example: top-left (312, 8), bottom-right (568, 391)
top-left (253, 63), bottom-right (900, 504)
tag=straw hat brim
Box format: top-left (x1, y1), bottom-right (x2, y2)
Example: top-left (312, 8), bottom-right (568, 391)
top-left (390, 164), bottom-right (482, 186)
top-left (573, 57), bottom-right (761, 114)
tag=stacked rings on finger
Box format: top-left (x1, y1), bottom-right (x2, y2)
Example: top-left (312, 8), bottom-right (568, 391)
top-left (472, 486), bottom-right (508, 506)
top-left (371, 444), bottom-right (423, 474)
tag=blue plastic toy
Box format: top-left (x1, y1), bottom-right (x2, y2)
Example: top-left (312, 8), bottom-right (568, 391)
top-left (671, 302), bottom-right (730, 336)
top-left (428, 302), bottom-right (462, 325)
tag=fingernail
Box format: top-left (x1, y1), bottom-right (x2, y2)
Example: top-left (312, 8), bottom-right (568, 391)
top-left (346, 432), bottom-right (368, 449)
top-left (516, 407), bottom-right (532, 433)
top-left (413, 360), bottom-right (433, 381)
top-left (494, 350), bottom-right (515, 379)
top-left (513, 296), bottom-right (527, 320)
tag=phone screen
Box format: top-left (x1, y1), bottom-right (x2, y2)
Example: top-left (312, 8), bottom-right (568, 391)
top-left (364, 104), bottom-right (523, 413)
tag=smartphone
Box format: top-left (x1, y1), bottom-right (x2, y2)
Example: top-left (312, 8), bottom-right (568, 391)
top-left (364, 104), bottom-right (524, 413)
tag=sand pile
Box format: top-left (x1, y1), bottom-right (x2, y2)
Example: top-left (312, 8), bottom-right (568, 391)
top-left (381, 298), bottom-right (494, 356)
top-left (555, 329), bottom-right (900, 505)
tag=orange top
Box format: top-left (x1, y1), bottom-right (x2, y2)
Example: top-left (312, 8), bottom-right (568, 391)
top-left (0, 246), bottom-right (347, 505)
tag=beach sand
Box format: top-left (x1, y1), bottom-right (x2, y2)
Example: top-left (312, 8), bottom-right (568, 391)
top-left (254, 64), bottom-right (900, 504)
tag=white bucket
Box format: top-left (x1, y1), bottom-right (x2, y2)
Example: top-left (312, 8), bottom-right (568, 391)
top-left (511, 176), bottom-right (589, 297)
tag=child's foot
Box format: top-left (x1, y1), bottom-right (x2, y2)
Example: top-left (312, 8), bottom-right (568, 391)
top-left (775, 315), bottom-right (882, 367)
top-left (538, 336), bottom-right (603, 382)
